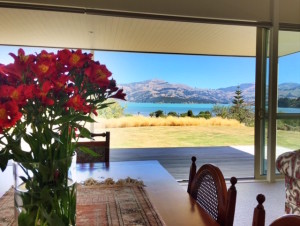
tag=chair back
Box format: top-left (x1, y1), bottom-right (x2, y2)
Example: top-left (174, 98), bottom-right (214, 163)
top-left (252, 193), bottom-right (300, 226)
top-left (76, 132), bottom-right (110, 163)
top-left (188, 156), bottom-right (237, 226)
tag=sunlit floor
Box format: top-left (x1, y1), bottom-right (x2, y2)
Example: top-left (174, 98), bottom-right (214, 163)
top-left (181, 179), bottom-right (285, 226)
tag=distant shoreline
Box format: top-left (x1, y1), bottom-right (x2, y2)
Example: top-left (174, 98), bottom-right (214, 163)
top-left (119, 102), bottom-right (299, 116)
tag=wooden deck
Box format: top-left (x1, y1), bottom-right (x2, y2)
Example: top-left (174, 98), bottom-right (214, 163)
top-left (110, 146), bottom-right (254, 181)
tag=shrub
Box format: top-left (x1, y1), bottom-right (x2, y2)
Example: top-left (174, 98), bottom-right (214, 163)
top-left (149, 110), bottom-right (164, 118)
top-left (167, 111), bottom-right (178, 117)
top-left (198, 111), bottom-right (212, 119)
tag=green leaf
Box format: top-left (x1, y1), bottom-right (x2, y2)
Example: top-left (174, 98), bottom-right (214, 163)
top-left (44, 127), bottom-right (62, 144)
top-left (0, 151), bottom-right (9, 172)
top-left (77, 146), bottom-right (99, 157)
top-left (19, 176), bottom-right (28, 183)
top-left (53, 115), bottom-right (78, 125)
top-left (73, 115), bottom-right (95, 123)
top-left (18, 211), bottom-right (35, 226)
top-left (78, 127), bottom-right (91, 139)
top-left (54, 114), bottom-right (95, 125)
top-left (23, 134), bottom-right (39, 151)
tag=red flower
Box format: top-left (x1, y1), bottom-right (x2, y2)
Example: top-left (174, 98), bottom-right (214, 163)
top-left (30, 51), bottom-right (58, 81)
top-left (65, 94), bottom-right (91, 113)
top-left (32, 60), bottom-right (56, 81)
top-left (9, 48), bottom-right (35, 65)
top-left (0, 101), bottom-right (22, 129)
top-left (9, 48), bottom-right (35, 70)
top-left (38, 50), bottom-right (56, 61)
top-left (2, 63), bottom-right (23, 81)
top-left (0, 64), bottom-right (5, 76)
top-left (0, 85), bottom-right (34, 106)
top-left (4, 49), bottom-right (35, 82)
top-left (36, 81), bottom-right (54, 106)
top-left (52, 75), bottom-right (70, 91)
top-left (84, 62), bottom-right (111, 87)
top-left (58, 49), bottom-right (91, 69)
top-left (110, 88), bottom-right (126, 100)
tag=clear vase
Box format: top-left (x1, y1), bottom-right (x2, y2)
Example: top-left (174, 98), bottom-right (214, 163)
top-left (13, 154), bottom-right (77, 226)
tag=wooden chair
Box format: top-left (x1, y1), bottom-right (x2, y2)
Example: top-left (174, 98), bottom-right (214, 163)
top-left (187, 156), bottom-right (237, 226)
top-left (252, 193), bottom-right (300, 226)
top-left (76, 132), bottom-right (110, 164)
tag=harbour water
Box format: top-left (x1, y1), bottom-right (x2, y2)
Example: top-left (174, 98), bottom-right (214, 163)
top-left (119, 102), bottom-right (300, 116)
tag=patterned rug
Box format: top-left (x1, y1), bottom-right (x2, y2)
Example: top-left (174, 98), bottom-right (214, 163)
top-left (0, 178), bottom-right (165, 226)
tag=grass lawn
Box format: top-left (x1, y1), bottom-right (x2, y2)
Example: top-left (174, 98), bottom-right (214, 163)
top-left (102, 126), bottom-right (255, 148)
top-left (277, 130), bottom-right (300, 150)
top-left (91, 116), bottom-right (299, 149)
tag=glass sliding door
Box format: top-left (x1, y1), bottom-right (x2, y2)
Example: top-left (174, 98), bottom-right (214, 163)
top-left (259, 29), bottom-right (300, 179)
top-left (276, 30), bottom-right (300, 159)
top-left (255, 27), bottom-right (270, 178)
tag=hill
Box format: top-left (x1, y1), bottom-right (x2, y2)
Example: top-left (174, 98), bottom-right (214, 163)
top-left (120, 79), bottom-right (300, 104)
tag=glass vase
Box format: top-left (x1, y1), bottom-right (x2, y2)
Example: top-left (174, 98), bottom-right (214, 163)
top-left (13, 154), bottom-right (77, 226)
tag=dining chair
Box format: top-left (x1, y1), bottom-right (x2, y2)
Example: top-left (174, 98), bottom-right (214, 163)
top-left (76, 132), bottom-right (110, 164)
top-left (252, 193), bottom-right (300, 226)
top-left (187, 156), bottom-right (237, 226)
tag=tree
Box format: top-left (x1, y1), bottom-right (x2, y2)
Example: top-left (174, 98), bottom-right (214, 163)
top-left (232, 86), bottom-right (244, 108)
top-left (187, 110), bottom-right (194, 117)
top-left (230, 86), bottom-right (254, 125)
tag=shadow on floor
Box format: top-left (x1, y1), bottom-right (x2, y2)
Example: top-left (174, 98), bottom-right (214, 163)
top-left (111, 146), bottom-right (254, 180)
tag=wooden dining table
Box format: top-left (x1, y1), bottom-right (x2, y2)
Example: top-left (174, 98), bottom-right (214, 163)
top-left (0, 160), bottom-right (219, 226)
top-left (76, 160), bottom-right (219, 226)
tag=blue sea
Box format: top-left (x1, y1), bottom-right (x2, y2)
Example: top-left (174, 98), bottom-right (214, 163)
top-left (119, 102), bottom-right (300, 116)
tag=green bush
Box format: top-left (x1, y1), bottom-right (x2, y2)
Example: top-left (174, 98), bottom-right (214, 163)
top-left (97, 100), bottom-right (125, 119)
top-left (167, 111), bottom-right (178, 117)
top-left (198, 111), bottom-right (212, 119)
top-left (150, 110), bottom-right (164, 118)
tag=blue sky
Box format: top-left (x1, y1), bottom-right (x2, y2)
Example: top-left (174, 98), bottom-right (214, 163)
top-left (0, 46), bottom-right (299, 89)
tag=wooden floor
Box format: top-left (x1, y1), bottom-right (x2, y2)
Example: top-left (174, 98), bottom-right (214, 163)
top-left (111, 146), bottom-right (254, 180)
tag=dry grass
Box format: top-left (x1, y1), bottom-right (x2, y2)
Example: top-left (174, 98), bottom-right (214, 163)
top-left (94, 116), bottom-right (243, 128)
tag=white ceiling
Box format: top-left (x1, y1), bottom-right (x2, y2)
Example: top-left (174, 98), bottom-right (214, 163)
top-left (0, 7), bottom-right (299, 57)
top-left (0, 7), bottom-right (257, 56)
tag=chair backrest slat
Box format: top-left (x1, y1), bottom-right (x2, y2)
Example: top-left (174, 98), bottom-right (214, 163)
top-left (188, 156), bottom-right (237, 226)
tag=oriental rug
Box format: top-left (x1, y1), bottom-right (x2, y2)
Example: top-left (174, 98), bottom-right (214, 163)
top-left (0, 178), bottom-right (165, 226)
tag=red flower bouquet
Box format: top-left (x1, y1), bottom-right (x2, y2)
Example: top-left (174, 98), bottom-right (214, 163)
top-left (0, 48), bottom-right (125, 225)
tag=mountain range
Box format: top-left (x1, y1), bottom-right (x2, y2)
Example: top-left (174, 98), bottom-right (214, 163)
top-left (120, 79), bottom-right (300, 104)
